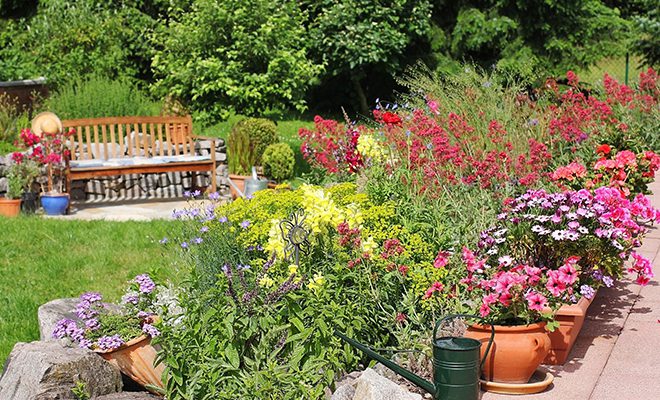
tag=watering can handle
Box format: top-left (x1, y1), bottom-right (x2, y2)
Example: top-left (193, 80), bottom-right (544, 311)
top-left (433, 314), bottom-right (495, 369)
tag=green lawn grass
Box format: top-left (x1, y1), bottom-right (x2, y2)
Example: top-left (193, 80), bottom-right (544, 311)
top-left (0, 216), bottom-right (178, 370)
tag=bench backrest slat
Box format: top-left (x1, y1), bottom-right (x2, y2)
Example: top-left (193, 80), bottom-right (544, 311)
top-left (62, 116), bottom-right (195, 160)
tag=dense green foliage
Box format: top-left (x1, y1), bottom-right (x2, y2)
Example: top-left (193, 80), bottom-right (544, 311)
top-left (151, 0), bottom-right (322, 122)
top-left (0, 0), bottom-right (158, 85)
top-left (262, 143), bottom-right (295, 181)
top-left (45, 75), bottom-right (162, 119)
top-left (1, 0), bottom-right (652, 121)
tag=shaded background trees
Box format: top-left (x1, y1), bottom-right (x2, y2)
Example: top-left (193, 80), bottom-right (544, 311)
top-left (0, 0), bottom-right (656, 122)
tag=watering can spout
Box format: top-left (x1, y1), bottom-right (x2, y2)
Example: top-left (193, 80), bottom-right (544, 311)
top-left (334, 331), bottom-right (436, 395)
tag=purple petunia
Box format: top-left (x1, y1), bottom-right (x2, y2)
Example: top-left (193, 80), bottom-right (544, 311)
top-left (135, 274), bottom-right (156, 294)
top-left (97, 334), bottom-right (125, 351)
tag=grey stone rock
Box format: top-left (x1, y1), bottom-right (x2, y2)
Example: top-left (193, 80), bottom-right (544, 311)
top-left (215, 152), bottom-right (227, 162)
top-left (330, 384), bottom-right (356, 400)
top-left (352, 368), bottom-right (422, 400)
top-left (93, 392), bottom-right (159, 400)
top-left (214, 138), bottom-right (226, 148)
top-left (0, 341), bottom-right (122, 400)
top-left (0, 177), bottom-right (7, 193)
top-left (197, 140), bottom-right (213, 151)
top-left (38, 298), bottom-right (79, 341)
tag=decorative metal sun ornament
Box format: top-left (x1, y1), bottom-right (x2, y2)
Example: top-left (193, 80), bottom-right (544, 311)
top-left (280, 208), bottom-right (311, 266)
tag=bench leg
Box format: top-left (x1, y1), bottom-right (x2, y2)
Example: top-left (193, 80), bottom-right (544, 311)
top-left (210, 166), bottom-right (217, 193)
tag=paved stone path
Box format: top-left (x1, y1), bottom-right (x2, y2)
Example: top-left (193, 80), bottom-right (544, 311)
top-left (47, 199), bottom-right (206, 221)
top-left (483, 174), bottom-right (660, 400)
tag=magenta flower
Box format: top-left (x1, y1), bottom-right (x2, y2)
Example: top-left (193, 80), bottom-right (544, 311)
top-left (525, 291), bottom-right (548, 311)
top-left (546, 271), bottom-right (567, 297)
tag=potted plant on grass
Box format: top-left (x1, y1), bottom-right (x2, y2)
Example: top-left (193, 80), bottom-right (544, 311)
top-left (0, 164), bottom-right (24, 217)
top-left (261, 142), bottom-right (295, 186)
top-left (462, 187), bottom-right (658, 381)
top-left (14, 113), bottom-right (74, 215)
top-left (52, 274), bottom-right (175, 394)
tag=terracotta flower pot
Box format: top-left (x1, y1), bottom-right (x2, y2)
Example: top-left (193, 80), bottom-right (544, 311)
top-left (465, 322), bottom-right (551, 384)
top-left (228, 174), bottom-right (249, 199)
top-left (96, 335), bottom-right (164, 394)
top-left (0, 197), bottom-right (22, 217)
top-left (544, 295), bottom-right (595, 364)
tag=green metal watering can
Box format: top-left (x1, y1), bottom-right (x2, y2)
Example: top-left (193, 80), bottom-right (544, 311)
top-left (335, 314), bottom-right (494, 400)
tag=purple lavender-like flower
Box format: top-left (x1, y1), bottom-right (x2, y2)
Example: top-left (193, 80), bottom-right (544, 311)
top-left (135, 274), bottom-right (156, 294)
top-left (183, 190), bottom-right (191, 198)
top-left (78, 339), bottom-right (93, 349)
top-left (218, 216), bottom-right (228, 223)
top-left (593, 270), bottom-right (604, 280)
top-left (200, 226), bottom-right (209, 233)
top-left (97, 334), bottom-right (124, 351)
top-left (240, 220), bottom-right (251, 229)
top-left (142, 323), bottom-right (160, 337)
top-left (193, 190), bottom-right (201, 197)
top-left (193, 237), bottom-right (203, 244)
top-left (122, 293), bottom-right (139, 305)
top-left (80, 292), bottom-right (102, 303)
top-left (181, 242), bottom-right (189, 249)
top-left (236, 264), bottom-right (251, 271)
top-left (75, 301), bottom-right (98, 320)
top-left (137, 311), bottom-right (151, 319)
top-left (85, 318), bottom-right (101, 331)
top-left (580, 285), bottom-right (596, 299)
top-left (52, 319), bottom-right (75, 339)
top-left (602, 276), bottom-right (614, 288)
top-left (70, 327), bottom-right (85, 342)
top-left (209, 191), bottom-right (220, 201)
top-left (172, 209), bottom-right (185, 219)
top-left (159, 237), bottom-right (168, 244)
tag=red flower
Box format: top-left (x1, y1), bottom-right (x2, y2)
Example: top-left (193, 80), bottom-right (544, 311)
top-left (10, 152), bottom-right (24, 164)
top-left (382, 112), bottom-right (402, 126)
top-left (597, 144), bottom-right (611, 155)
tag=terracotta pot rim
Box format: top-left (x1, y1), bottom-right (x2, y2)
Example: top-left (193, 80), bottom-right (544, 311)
top-left (94, 335), bottom-right (150, 354)
top-left (0, 197), bottom-right (22, 203)
top-left (470, 321), bottom-right (547, 332)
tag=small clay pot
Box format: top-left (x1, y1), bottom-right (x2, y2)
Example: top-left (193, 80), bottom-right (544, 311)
top-left (465, 322), bottom-right (550, 383)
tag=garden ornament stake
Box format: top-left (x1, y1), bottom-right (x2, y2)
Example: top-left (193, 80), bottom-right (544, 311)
top-left (335, 314), bottom-right (494, 400)
top-left (279, 208), bottom-right (311, 266)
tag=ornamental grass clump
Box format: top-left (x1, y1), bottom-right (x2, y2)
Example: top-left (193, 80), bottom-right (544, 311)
top-left (460, 187), bottom-right (659, 327)
top-left (52, 274), bottom-right (166, 351)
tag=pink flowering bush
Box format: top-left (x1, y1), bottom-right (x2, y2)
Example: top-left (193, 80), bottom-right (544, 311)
top-left (551, 147), bottom-right (660, 197)
top-left (460, 187), bottom-right (658, 326)
top-left (52, 274), bottom-right (166, 351)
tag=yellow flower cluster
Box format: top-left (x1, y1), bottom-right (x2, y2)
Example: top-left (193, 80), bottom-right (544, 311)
top-left (357, 132), bottom-right (385, 162)
top-left (307, 273), bottom-right (326, 292)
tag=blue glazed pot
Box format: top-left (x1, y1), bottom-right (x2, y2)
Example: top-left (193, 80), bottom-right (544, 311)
top-left (41, 194), bottom-right (69, 215)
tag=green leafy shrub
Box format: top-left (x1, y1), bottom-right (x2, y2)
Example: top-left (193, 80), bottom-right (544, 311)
top-left (262, 143), bottom-right (295, 181)
top-left (151, 0), bottom-right (322, 122)
top-left (158, 184), bottom-right (463, 399)
top-left (0, 0), bottom-right (157, 86)
top-left (234, 118), bottom-right (279, 164)
top-left (0, 94), bottom-right (30, 146)
top-left (45, 75), bottom-right (162, 119)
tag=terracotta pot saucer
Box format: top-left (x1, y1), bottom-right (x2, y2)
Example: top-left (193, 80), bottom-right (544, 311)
top-left (480, 368), bottom-right (554, 394)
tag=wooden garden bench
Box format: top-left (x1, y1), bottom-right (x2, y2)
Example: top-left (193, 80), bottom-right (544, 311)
top-left (62, 115), bottom-right (217, 199)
